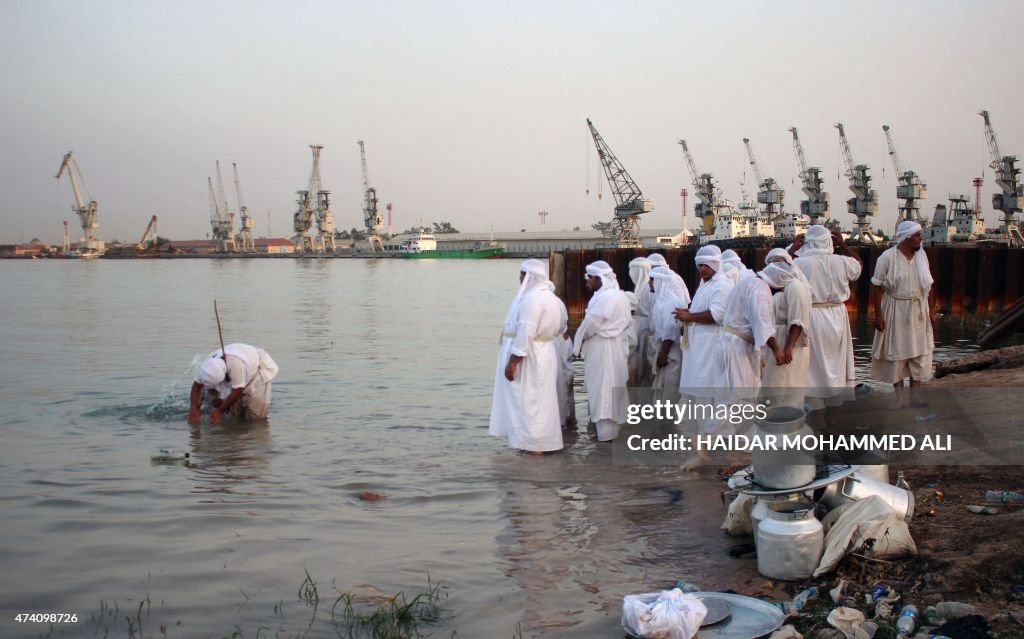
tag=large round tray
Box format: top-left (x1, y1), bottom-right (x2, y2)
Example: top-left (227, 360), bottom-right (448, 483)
top-left (729, 463), bottom-right (854, 496)
top-left (692, 592), bottom-right (785, 639)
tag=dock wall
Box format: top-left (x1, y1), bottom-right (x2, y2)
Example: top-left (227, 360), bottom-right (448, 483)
top-left (550, 246), bottom-right (1024, 329)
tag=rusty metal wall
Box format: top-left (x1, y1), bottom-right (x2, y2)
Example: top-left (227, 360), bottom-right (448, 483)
top-left (551, 246), bottom-right (1024, 328)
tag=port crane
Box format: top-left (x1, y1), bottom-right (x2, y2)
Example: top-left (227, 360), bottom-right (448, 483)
top-left (980, 110), bottom-right (1024, 247)
top-left (358, 140), bottom-right (385, 252)
top-left (585, 119), bottom-right (652, 247)
top-left (742, 138), bottom-right (785, 220)
top-left (835, 123), bottom-right (879, 244)
top-left (788, 128), bottom-right (831, 226)
top-left (679, 139), bottom-right (720, 235)
top-left (55, 151), bottom-right (103, 255)
top-left (233, 163), bottom-right (255, 252)
top-left (882, 125), bottom-right (928, 224)
top-left (209, 162), bottom-right (236, 252)
top-left (293, 145), bottom-right (335, 253)
top-left (137, 215), bottom-right (158, 250)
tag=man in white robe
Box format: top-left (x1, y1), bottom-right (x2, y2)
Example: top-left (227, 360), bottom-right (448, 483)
top-left (189, 343), bottom-right (279, 424)
top-left (623, 291), bottom-right (641, 388)
top-left (551, 282), bottom-right (577, 430)
top-left (573, 260), bottom-right (632, 442)
top-left (641, 253), bottom-right (669, 386)
top-left (649, 267), bottom-right (690, 404)
top-left (489, 260), bottom-right (564, 453)
top-left (759, 249), bottom-right (812, 409)
top-left (675, 246), bottom-right (734, 411)
top-left (715, 272), bottom-right (784, 402)
top-left (628, 257), bottom-right (652, 386)
top-left (870, 221), bottom-right (935, 409)
top-left (791, 225), bottom-right (863, 407)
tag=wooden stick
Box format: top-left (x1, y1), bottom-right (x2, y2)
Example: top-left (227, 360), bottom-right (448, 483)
top-left (214, 300), bottom-right (227, 359)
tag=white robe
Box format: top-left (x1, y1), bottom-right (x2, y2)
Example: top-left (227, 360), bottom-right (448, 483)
top-left (870, 247), bottom-right (935, 382)
top-left (489, 286), bottom-right (564, 452)
top-left (678, 273), bottom-right (734, 396)
top-left (198, 343), bottom-right (279, 419)
top-left (554, 298), bottom-right (575, 427)
top-left (573, 287), bottom-right (631, 425)
top-left (714, 276), bottom-right (775, 398)
top-left (762, 279), bottom-right (812, 408)
top-left (650, 284), bottom-right (688, 403)
top-left (795, 252), bottom-right (861, 399)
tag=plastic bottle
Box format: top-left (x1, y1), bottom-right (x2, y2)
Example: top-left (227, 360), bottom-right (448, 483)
top-left (792, 587), bottom-right (818, 611)
top-left (151, 448), bottom-right (190, 462)
top-left (966, 505), bottom-right (998, 515)
top-left (672, 580), bottom-right (700, 593)
top-left (896, 604), bottom-right (918, 636)
top-left (895, 471), bottom-right (910, 490)
top-left (985, 490), bottom-right (1024, 504)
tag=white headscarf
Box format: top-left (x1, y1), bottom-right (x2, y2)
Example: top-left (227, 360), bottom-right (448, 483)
top-left (649, 267), bottom-right (691, 306)
top-left (721, 249), bottom-right (752, 283)
top-left (797, 225), bottom-right (833, 257)
top-left (694, 245), bottom-right (721, 272)
top-left (503, 259), bottom-right (550, 334)
top-left (198, 356), bottom-right (227, 386)
top-left (646, 253), bottom-right (668, 270)
top-left (649, 268), bottom-right (690, 340)
top-left (894, 221), bottom-right (934, 295)
top-left (629, 257), bottom-right (651, 293)
top-left (585, 260), bottom-right (619, 290)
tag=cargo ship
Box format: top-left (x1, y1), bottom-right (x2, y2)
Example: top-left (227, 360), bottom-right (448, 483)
top-left (398, 233), bottom-right (504, 259)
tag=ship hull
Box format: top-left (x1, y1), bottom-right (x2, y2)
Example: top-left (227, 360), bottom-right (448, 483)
top-left (399, 246), bottom-right (504, 259)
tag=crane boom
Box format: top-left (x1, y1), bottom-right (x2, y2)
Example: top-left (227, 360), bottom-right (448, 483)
top-left (882, 125), bottom-right (927, 223)
top-left (788, 127), bottom-right (830, 225)
top-left (55, 151), bottom-right (102, 255)
top-left (834, 123), bottom-right (878, 243)
top-left (138, 215), bottom-right (158, 249)
top-left (679, 139), bottom-right (701, 189)
top-left (742, 138), bottom-right (764, 186)
top-left (358, 140), bottom-right (384, 251)
top-left (586, 119), bottom-right (651, 247)
top-left (979, 109), bottom-right (1024, 246)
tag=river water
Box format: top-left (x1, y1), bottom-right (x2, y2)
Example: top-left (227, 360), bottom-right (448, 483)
top-left (0, 258), bottom-right (979, 638)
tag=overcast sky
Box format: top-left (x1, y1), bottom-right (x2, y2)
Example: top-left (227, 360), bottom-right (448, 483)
top-left (2, 0), bottom-right (1021, 244)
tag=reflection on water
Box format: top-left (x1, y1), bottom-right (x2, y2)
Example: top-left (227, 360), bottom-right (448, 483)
top-left (187, 422), bottom-right (273, 498)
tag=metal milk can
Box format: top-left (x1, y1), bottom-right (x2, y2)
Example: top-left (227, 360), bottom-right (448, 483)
top-left (756, 499), bottom-right (824, 581)
top-left (818, 473), bottom-right (915, 521)
top-left (751, 406), bottom-right (815, 490)
top-left (751, 492), bottom-right (805, 541)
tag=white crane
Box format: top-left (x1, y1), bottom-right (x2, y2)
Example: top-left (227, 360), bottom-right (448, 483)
top-left (233, 163), bottom-right (255, 252)
top-left (835, 123), bottom-right (878, 243)
top-left (788, 127), bottom-right (831, 225)
top-left (585, 119), bottom-right (652, 247)
top-left (293, 145), bottom-right (335, 253)
top-left (742, 138), bottom-right (785, 219)
top-left (209, 162), bottom-right (236, 252)
top-left (358, 140), bottom-right (385, 252)
top-left (679, 139), bottom-right (720, 235)
top-left (882, 125), bottom-right (928, 224)
top-left (980, 110), bottom-right (1024, 247)
top-left (55, 151), bottom-right (103, 256)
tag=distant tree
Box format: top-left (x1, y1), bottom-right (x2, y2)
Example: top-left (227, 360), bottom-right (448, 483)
top-left (433, 221), bottom-right (460, 234)
top-left (573, 226), bottom-right (581, 231)
top-left (334, 229), bottom-right (351, 239)
top-left (401, 225), bottom-right (431, 235)
top-left (30, 237), bottom-right (42, 245)
top-left (591, 221), bottom-right (613, 237)
top-left (349, 228), bottom-right (367, 241)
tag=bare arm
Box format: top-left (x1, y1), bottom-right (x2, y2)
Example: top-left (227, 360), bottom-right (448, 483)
top-left (832, 230), bottom-right (862, 265)
top-left (674, 308), bottom-right (715, 324)
top-left (188, 382), bottom-right (203, 424)
top-left (212, 387), bottom-right (245, 424)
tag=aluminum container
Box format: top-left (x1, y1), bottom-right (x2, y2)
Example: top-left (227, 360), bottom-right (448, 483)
top-left (751, 406), bottom-right (815, 490)
top-left (818, 473), bottom-right (915, 521)
top-left (756, 499), bottom-right (823, 581)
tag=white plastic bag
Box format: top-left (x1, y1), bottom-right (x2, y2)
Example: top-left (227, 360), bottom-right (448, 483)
top-left (622, 588), bottom-right (708, 639)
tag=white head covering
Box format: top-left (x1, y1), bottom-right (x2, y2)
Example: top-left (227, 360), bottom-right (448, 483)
top-left (649, 268), bottom-right (690, 339)
top-left (503, 259), bottom-right (550, 333)
top-left (721, 249), bottom-right (752, 284)
top-left (585, 260), bottom-right (619, 290)
top-left (761, 247), bottom-right (809, 288)
top-left (894, 221), bottom-right (934, 295)
top-left (694, 245), bottom-right (722, 272)
top-left (629, 257), bottom-right (651, 293)
top-left (198, 356), bottom-right (227, 386)
top-left (797, 225), bottom-right (834, 257)
top-left (646, 253), bottom-right (668, 270)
